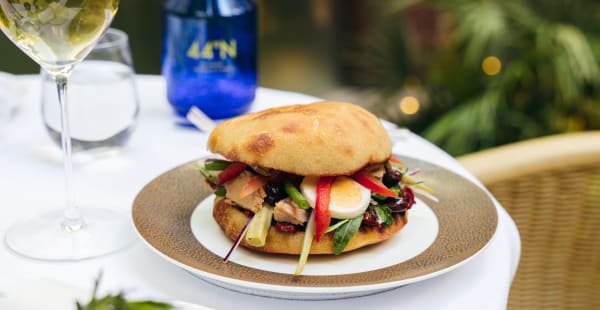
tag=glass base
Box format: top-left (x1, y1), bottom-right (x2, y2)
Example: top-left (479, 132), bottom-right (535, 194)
top-left (5, 208), bottom-right (134, 261)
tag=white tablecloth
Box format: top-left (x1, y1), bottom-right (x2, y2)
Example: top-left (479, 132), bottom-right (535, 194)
top-left (0, 75), bottom-right (520, 309)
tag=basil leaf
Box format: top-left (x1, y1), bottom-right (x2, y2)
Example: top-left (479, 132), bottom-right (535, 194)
top-left (375, 205), bottom-right (393, 226)
top-left (193, 164), bottom-right (216, 183)
top-left (205, 160), bottom-right (231, 171)
top-left (333, 215), bottom-right (363, 255)
top-left (371, 192), bottom-right (388, 202)
top-left (214, 187), bottom-right (227, 197)
top-left (371, 185), bottom-right (401, 202)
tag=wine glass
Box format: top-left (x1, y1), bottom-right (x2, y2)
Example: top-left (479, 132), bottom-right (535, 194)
top-left (0, 0), bottom-right (133, 260)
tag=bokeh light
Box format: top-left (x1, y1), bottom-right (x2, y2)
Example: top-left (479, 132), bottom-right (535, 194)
top-left (482, 56), bottom-right (502, 75)
top-left (399, 96), bottom-right (420, 115)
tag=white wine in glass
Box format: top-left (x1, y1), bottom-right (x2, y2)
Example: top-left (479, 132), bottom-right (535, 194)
top-left (0, 0), bottom-right (133, 260)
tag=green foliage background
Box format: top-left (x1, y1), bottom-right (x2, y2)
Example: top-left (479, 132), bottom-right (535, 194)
top-left (1, 0), bottom-right (597, 157)
top-left (350, 0), bottom-right (600, 155)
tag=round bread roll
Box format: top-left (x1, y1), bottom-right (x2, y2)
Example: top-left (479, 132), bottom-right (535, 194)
top-left (208, 101), bottom-right (392, 176)
top-left (213, 198), bottom-right (408, 255)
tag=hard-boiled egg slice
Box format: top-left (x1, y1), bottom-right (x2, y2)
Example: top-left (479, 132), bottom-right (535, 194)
top-left (300, 176), bottom-right (371, 219)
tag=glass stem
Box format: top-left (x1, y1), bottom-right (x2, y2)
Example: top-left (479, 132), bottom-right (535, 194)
top-left (54, 72), bottom-right (83, 232)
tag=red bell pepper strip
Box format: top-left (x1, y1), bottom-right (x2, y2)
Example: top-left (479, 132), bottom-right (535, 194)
top-left (216, 162), bottom-right (247, 185)
top-left (353, 170), bottom-right (398, 198)
top-left (389, 156), bottom-right (405, 166)
top-left (315, 176), bottom-right (335, 242)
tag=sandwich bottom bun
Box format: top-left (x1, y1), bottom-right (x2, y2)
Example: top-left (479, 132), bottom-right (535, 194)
top-left (212, 198), bottom-right (408, 255)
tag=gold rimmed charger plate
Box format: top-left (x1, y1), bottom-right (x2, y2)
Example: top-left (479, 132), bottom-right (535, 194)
top-left (132, 156), bottom-right (498, 300)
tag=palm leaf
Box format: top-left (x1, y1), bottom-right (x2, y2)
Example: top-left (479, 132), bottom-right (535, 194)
top-left (553, 24), bottom-right (600, 84)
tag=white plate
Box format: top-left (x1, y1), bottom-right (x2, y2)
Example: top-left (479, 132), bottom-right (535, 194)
top-left (191, 196), bottom-right (438, 276)
top-left (132, 156), bottom-right (498, 300)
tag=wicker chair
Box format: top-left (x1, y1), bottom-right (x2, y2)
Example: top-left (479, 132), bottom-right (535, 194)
top-left (457, 131), bottom-right (600, 310)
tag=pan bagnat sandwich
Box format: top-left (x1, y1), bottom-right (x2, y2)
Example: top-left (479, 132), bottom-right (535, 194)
top-left (197, 101), bottom-right (432, 275)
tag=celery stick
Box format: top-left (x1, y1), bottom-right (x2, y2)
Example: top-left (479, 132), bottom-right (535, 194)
top-left (245, 205), bottom-right (273, 247)
top-left (324, 219), bottom-right (349, 233)
top-left (295, 212), bottom-right (315, 276)
top-left (402, 174), bottom-right (435, 193)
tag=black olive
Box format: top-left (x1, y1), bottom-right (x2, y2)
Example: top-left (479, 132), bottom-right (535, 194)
top-left (383, 169), bottom-right (403, 187)
top-left (264, 182), bottom-right (287, 205)
top-left (387, 187), bottom-right (415, 211)
top-left (387, 196), bottom-right (408, 211)
top-left (362, 209), bottom-right (380, 227)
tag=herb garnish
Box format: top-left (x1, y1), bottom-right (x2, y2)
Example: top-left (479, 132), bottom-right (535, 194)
top-left (333, 215), bottom-right (363, 255)
top-left (374, 205), bottom-right (394, 226)
top-left (76, 275), bottom-right (174, 310)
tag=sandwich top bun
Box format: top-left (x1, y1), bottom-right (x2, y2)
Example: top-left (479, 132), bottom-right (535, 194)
top-left (208, 101), bottom-right (392, 176)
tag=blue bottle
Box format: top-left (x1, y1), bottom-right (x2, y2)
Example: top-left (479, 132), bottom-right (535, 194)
top-left (162, 0), bottom-right (257, 120)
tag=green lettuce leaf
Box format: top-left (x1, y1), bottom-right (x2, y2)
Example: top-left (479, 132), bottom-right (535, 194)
top-left (333, 215), bottom-right (363, 255)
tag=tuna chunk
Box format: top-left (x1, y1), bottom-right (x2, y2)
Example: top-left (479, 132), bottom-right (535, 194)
top-left (224, 171), bottom-right (265, 213)
top-left (365, 163), bottom-right (385, 179)
top-left (274, 198), bottom-right (308, 225)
